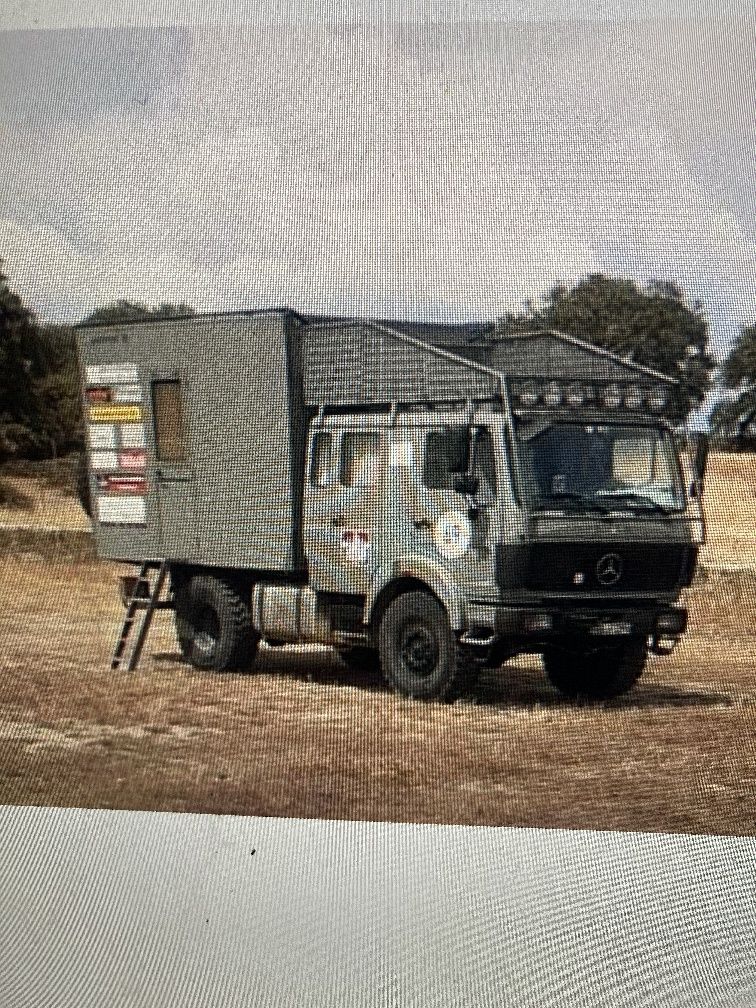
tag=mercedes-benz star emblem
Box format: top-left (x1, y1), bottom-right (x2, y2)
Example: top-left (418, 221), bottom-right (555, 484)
top-left (596, 553), bottom-right (623, 586)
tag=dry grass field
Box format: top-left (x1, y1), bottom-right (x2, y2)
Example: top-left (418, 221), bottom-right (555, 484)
top-left (698, 453), bottom-right (756, 571)
top-left (0, 454), bottom-right (754, 835)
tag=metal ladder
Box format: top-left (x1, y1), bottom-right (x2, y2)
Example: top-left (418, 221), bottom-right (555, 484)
top-left (111, 560), bottom-right (172, 672)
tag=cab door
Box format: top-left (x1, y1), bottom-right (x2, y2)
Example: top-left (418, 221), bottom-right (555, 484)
top-left (409, 423), bottom-right (501, 595)
top-left (303, 423), bottom-right (384, 594)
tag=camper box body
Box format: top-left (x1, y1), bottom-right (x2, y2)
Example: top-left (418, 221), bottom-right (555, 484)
top-left (78, 311), bottom-right (307, 571)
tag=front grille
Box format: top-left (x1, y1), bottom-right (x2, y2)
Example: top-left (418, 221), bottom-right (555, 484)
top-left (497, 542), bottom-right (693, 593)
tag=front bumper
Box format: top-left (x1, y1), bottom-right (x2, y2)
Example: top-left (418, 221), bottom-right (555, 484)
top-left (464, 601), bottom-right (688, 646)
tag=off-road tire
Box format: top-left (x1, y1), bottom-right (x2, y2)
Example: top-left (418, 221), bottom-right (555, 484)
top-left (338, 646), bottom-right (381, 675)
top-left (170, 571), bottom-right (193, 657)
top-left (173, 575), bottom-right (258, 672)
top-left (174, 608), bottom-right (193, 659)
top-left (543, 637), bottom-right (647, 700)
top-left (377, 591), bottom-right (477, 701)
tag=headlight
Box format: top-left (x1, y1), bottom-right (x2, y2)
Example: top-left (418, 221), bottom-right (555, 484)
top-left (543, 381), bottom-right (563, 407)
top-left (601, 383), bottom-right (623, 408)
top-left (565, 382), bottom-right (587, 407)
top-left (523, 613), bottom-right (554, 633)
top-left (515, 381), bottom-right (540, 407)
top-left (624, 384), bottom-right (644, 409)
top-left (647, 386), bottom-right (669, 412)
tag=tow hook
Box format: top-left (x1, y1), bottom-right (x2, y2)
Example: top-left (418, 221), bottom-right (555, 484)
top-left (651, 634), bottom-right (679, 656)
top-left (460, 629), bottom-right (496, 647)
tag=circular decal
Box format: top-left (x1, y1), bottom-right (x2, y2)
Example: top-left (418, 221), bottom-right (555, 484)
top-left (433, 511), bottom-right (472, 560)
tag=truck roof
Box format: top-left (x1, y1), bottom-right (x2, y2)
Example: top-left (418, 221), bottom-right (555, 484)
top-left (77, 308), bottom-right (676, 385)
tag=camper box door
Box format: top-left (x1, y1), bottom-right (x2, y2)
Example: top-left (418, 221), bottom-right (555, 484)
top-left (150, 372), bottom-right (199, 559)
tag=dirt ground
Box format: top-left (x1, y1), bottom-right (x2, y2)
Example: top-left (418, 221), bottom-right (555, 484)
top-left (0, 454), bottom-right (754, 835)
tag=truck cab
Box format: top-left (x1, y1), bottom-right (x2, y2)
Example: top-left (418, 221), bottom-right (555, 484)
top-left (297, 393), bottom-right (704, 701)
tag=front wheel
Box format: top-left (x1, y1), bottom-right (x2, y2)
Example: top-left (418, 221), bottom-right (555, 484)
top-left (543, 637), bottom-right (647, 700)
top-left (173, 575), bottom-right (259, 672)
top-left (377, 591), bottom-right (475, 701)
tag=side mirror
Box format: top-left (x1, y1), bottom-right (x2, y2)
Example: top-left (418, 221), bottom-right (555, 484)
top-left (453, 472), bottom-right (479, 497)
top-left (688, 433), bottom-right (709, 499)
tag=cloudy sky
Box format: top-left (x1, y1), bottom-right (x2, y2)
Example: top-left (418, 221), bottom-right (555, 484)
top-left (0, 11), bottom-right (753, 360)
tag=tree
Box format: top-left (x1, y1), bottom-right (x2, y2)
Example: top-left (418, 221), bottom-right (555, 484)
top-left (36, 321), bottom-right (78, 374)
top-left (80, 299), bottom-right (195, 326)
top-left (0, 261), bottom-right (49, 460)
top-left (711, 323), bottom-right (756, 449)
top-left (30, 321), bottom-right (83, 456)
top-left (36, 367), bottom-right (83, 457)
top-left (0, 261), bottom-right (43, 424)
top-left (498, 274), bottom-right (714, 422)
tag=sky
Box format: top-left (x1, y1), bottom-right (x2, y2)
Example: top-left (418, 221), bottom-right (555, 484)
top-left (0, 13), bottom-right (753, 367)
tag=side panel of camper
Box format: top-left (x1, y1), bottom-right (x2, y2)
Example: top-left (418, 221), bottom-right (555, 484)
top-left (76, 310), bottom-right (307, 572)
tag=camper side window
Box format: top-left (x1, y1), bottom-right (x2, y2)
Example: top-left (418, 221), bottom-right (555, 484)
top-left (152, 380), bottom-right (186, 463)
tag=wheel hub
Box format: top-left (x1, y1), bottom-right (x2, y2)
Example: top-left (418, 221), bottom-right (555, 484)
top-left (194, 607), bottom-right (220, 656)
top-left (400, 626), bottom-right (438, 679)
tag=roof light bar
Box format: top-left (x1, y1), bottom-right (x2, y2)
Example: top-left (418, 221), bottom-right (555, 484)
top-left (565, 382), bottom-right (588, 407)
top-left (511, 379), bottom-right (671, 413)
top-left (515, 380), bottom-right (540, 407)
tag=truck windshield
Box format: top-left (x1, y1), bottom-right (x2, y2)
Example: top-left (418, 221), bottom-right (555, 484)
top-left (515, 421), bottom-right (686, 514)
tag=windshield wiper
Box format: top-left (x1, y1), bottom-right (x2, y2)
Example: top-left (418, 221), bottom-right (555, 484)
top-left (533, 492), bottom-right (614, 515)
top-left (596, 492), bottom-right (676, 516)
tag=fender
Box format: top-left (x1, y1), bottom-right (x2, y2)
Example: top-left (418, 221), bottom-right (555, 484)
top-left (367, 554), bottom-right (466, 631)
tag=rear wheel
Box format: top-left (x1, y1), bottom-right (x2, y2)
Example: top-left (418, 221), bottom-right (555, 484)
top-left (377, 591), bottom-right (477, 701)
top-left (173, 575), bottom-right (259, 672)
top-left (543, 637), bottom-right (647, 700)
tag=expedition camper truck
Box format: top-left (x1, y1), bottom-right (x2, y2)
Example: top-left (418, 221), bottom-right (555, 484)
top-left (76, 310), bottom-right (707, 701)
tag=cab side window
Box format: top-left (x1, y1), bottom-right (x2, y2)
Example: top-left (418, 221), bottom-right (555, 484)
top-left (340, 432), bottom-right (380, 488)
top-left (423, 428), bottom-right (468, 490)
top-left (310, 432), bottom-right (335, 487)
top-left (472, 427), bottom-right (497, 495)
top-left (423, 426), bottom-right (497, 495)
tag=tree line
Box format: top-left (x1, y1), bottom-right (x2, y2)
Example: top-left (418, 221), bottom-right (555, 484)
top-left (1, 259), bottom-right (754, 462)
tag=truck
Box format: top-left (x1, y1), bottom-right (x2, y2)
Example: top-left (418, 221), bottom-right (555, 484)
top-left (75, 309), bottom-right (708, 701)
